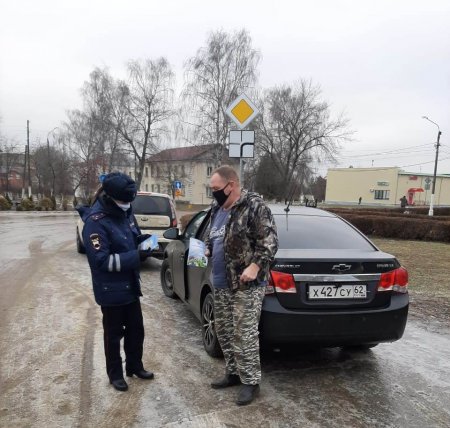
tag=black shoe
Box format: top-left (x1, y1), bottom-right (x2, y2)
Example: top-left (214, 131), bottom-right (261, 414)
top-left (236, 384), bottom-right (260, 405)
top-left (110, 378), bottom-right (128, 392)
top-left (211, 373), bottom-right (241, 389)
top-left (126, 369), bottom-right (154, 380)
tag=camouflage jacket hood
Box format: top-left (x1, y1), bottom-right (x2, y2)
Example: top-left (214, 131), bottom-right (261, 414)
top-left (206, 189), bottom-right (279, 291)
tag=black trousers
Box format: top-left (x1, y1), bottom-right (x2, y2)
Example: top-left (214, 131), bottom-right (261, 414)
top-left (101, 300), bottom-right (145, 381)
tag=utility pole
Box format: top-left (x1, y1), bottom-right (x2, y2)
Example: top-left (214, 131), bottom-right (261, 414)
top-left (27, 120), bottom-right (31, 197)
top-left (429, 129), bottom-right (441, 216)
top-left (47, 127), bottom-right (58, 197)
top-left (22, 145), bottom-right (27, 199)
top-left (422, 116), bottom-right (441, 216)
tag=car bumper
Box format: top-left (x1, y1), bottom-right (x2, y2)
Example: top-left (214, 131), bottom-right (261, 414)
top-left (259, 293), bottom-right (409, 346)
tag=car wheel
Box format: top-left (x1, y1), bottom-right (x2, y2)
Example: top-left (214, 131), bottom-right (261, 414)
top-left (76, 228), bottom-right (85, 254)
top-left (160, 259), bottom-right (177, 298)
top-left (201, 292), bottom-right (223, 358)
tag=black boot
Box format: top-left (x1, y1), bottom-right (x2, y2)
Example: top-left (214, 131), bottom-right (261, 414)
top-left (236, 384), bottom-right (260, 405)
top-left (211, 373), bottom-right (241, 389)
top-left (126, 369), bottom-right (154, 379)
top-left (110, 378), bottom-right (128, 392)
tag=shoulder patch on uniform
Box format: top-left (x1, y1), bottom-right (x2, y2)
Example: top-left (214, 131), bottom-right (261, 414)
top-left (90, 233), bottom-right (101, 250)
top-left (91, 213), bottom-right (106, 221)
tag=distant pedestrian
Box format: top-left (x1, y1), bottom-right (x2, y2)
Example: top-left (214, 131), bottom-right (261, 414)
top-left (400, 196), bottom-right (407, 208)
top-left (358, 196), bottom-right (362, 205)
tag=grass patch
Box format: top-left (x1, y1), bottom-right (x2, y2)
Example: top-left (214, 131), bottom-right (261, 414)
top-left (372, 237), bottom-right (450, 326)
top-left (372, 238), bottom-right (450, 299)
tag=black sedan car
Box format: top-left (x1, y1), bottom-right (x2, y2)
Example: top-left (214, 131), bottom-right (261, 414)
top-left (161, 205), bottom-right (409, 357)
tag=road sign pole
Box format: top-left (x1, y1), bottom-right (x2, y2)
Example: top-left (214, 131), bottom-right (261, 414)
top-left (226, 94), bottom-right (259, 186)
top-left (240, 158), bottom-right (243, 186)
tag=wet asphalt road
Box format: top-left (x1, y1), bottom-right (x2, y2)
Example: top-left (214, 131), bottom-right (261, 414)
top-left (0, 212), bottom-right (449, 428)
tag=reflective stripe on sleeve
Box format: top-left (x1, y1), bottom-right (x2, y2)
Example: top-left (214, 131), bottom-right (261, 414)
top-left (115, 254), bottom-right (121, 272)
top-left (108, 255), bottom-right (114, 272)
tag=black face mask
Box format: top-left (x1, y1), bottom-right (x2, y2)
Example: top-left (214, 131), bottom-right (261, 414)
top-left (212, 183), bottom-right (231, 207)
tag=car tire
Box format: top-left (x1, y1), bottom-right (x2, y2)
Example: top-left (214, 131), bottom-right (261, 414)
top-left (344, 343), bottom-right (378, 351)
top-left (76, 228), bottom-right (85, 254)
top-left (201, 292), bottom-right (223, 358)
top-left (160, 259), bottom-right (177, 298)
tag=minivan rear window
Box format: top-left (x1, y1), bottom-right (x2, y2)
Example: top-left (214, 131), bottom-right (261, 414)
top-left (274, 214), bottom-right (375, 250)
top-left (132, 195), bottom-right (171, 216)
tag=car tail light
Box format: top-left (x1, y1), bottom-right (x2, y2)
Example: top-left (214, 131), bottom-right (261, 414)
top-left (377, 267), bottom-right (408, 293)
top-left (268, 271), bottom-right (297, 294)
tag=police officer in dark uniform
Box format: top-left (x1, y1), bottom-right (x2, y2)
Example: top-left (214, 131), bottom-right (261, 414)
top-left (79, 172), bottom-right (154, 392)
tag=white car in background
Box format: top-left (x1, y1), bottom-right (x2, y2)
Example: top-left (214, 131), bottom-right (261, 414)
top-left (76, 191), bottom-right (177, 259)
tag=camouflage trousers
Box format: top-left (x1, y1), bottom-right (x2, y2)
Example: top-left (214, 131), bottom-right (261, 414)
top-left (214, 286), bottom-right (266, 385)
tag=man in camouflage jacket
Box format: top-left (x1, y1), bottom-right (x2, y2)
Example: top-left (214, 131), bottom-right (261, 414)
top-left (205, 165), bottom-right (278, 406)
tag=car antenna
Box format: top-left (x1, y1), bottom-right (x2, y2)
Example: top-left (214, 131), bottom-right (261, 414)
top-left (284, 185), bottom-right (296, 213)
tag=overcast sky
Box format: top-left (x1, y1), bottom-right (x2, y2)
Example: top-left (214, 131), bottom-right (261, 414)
top-left (1, 0), bottom-right (449, 175)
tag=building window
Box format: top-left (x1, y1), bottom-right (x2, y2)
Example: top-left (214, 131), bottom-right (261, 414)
top-left (374, 190), bottom-right (390, 200)
top-left (145, 167), bottom-right (148, 177)
top-left (206, 187), bottom-right (213, 198)
top-left (145, 184), bottom-right (148, 191)
top-left (151, 166), bottom-right (155, 177)
top-left (207, 166), bottom-right (213, 177)
top-left (152, 184), bottom-right (160, 193)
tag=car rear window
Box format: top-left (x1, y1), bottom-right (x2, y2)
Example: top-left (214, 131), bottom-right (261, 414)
top-left (132, 195), bottom-right (171, 216)
top-left (274, 214), bottom-right (375, 250)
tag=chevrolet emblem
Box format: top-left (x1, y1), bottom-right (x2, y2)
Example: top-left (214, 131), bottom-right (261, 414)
top-left (332, 263), bottom-right (352, 272)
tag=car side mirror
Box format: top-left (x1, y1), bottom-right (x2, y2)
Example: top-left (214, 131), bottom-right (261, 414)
top-left (163, 227), bottom-right (180, 240)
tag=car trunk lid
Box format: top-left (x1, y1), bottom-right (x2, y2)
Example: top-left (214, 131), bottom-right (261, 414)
top-left (271, 249), bottom-right (400, 310)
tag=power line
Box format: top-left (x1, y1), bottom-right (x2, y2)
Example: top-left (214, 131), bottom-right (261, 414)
top-left (337, 147), bottom-right (434, 159)
top-left (334, 150), bottom-right (435, 161)
top-left (398, 155), bottom-right (450, 168)
top-left (337, 143), bottom-right (431, 157)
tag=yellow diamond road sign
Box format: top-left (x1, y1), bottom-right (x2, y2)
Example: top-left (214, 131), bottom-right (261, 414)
top-left (226, 93), bottom-right (259, 129)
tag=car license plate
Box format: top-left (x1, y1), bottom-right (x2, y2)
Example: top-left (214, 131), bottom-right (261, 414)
top-left (308, 284), bottom-right (367, 299)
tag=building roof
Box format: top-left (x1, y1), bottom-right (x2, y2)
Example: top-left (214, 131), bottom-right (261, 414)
top-left (400, 171), bottom-right (450, 178)
top-left (0, 166), bottom-right (22, 174)
top-left (147, 144), bottom-right (230, 163)
top-left (328, 166), bottom-right (450, 178)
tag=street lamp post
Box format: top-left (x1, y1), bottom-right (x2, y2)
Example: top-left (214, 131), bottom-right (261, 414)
top-left (422, 116), bottom-right (441, 216)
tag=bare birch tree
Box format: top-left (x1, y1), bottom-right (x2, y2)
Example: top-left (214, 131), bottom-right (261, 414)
top-left (64, 110), bottom-right (102, 199)
top-left (182, 29), bottom-right (260, 164)
top-left (114, 58), bottom-right (175, 188)
top-left (256, 80), bottom-right (350, 202)
top-left (81, 68), bottom-right (119, 172)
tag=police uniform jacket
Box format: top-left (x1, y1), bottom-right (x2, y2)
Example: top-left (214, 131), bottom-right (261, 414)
top-left (81, 195), bottom-right (142, 306)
